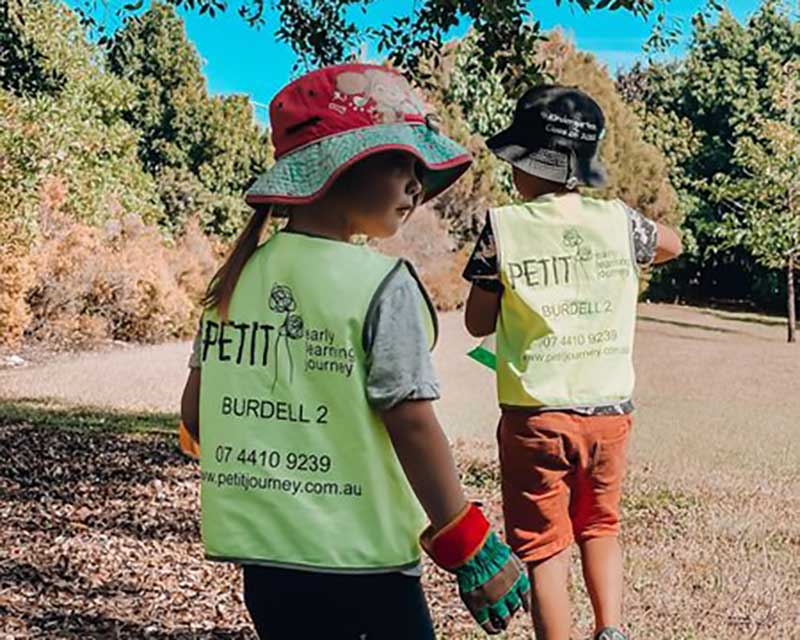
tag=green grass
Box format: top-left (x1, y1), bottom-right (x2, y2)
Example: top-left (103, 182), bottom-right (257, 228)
top-left (0, 397), bottom-right (179, 435)
top-left (622, 487), bottom-right (701, 514)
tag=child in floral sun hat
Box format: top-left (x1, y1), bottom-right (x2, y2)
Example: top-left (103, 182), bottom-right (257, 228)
top-left (180, 63), bottom-right (530, 639)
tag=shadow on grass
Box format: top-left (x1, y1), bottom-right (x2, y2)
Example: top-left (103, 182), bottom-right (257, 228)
top-left (0, 396), bottom-right (179, 434)
top-left (1, 398), bottom-right (199, 542)
top-left (637, 314), bottom-right (738, 334)
top-left (0, 558), bottom-right (143, 599)
top-left (0, 401), bottom-right (244, 637)
top-left (701, 308), bottom-right (788, 328)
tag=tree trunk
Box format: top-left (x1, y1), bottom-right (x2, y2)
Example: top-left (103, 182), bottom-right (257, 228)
top-left (788, 254), bottom-right (796, 343)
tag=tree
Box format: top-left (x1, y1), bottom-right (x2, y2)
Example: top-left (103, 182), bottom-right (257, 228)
top-left (0, 0), bottom-right (65, 97)
top-left (713, 65), bottom-right (800, 341)
top-left (618, 1), bottom-right (800, 310)
top-left (107, 2), bottom-right (271, 236)
top-left (427, 30), bottom-right (680, 245)
top-left (107, 2), bottom-right (208, 175)
top-left (423, 87), bottom-right (513, 245)
top-left (0, 0), bottom-right (163, 246)
top-left (0, 0), bottom-right (164, 346)
top-left (78, 0), bottom-right (658, 91)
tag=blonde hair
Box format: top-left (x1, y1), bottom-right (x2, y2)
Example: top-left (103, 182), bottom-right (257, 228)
top-left (201, 206), bottom-right (273, 322)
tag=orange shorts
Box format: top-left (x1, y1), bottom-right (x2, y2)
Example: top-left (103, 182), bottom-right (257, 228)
top-left (497, 410), bottom-right (632, 563)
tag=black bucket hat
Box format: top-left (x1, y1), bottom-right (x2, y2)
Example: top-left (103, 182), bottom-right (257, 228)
top-left (486, 85), bottom-right (607, 189)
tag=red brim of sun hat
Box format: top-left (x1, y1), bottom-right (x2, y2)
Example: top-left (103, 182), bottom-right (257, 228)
top-left (245, 63), bottom-right (472, 208)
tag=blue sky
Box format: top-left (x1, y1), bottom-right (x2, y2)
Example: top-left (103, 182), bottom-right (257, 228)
top-left (68, 0), bottom-right (761, 124)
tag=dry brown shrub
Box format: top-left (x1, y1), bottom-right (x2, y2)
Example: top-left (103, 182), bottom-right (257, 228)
top-left (168, 216), bottom-right (225, 307)
top-left (376, 205), bottom-right (470, 311)
top-left (37, 175), bottom-right (71, 237)
top-left (0, 244), bottom-right (36, 349)
top-left (24, 216), bottom-right (217, 348)
top-left (0, 173), bottom-right (72, 349)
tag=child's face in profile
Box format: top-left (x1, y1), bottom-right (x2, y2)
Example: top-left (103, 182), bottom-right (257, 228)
top-left (337, 151), bottom-right (425, 238)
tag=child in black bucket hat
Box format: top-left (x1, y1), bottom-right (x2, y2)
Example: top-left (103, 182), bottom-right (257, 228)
top-left (463, 85), bottom-right (683, 640)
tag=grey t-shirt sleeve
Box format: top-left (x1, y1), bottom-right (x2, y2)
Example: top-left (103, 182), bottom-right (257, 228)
top-left (363, 263), bottom-right (440, 411)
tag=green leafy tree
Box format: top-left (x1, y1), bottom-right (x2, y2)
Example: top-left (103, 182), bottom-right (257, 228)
top-left (0, 0), bottom-right (163, 247)
top-left (0, 0), bottom-right (65, 96)
top-left (108, 2), bottom-right (271, 236)
top-left (106, 2), bottom-right (212, 175)
top-left (618, 2), bottom-right (800, 309)
top-left (0, 0), bottom-right (164, 346)
top-left (713, 65), bottom-right (800, 341)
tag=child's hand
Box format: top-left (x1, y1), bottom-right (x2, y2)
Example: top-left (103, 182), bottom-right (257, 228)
top-left (421, 503), bottom-right (531, 634)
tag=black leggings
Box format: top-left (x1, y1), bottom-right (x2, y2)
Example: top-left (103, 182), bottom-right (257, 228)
top-left (242, 564), bottom-right (436, 639)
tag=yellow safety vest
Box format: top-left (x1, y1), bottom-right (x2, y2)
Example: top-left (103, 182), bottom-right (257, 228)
top-left (491, 194), bottom-right (639, 408)
top-left (199, 232), bottom-right (435, 571)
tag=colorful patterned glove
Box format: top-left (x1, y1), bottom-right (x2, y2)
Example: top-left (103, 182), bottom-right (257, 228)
top-left (421, 503), bottom-right (531, 634)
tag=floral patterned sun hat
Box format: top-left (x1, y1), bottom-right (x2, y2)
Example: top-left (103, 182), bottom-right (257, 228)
top-left (245, 63), bottom-right (472, 208)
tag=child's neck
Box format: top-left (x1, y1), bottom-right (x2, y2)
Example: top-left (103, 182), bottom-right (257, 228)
top-left (515, 172), bottom-right (580, 200)
top-left (527, 186), bottom-right (579, 200)
top-left (284, 200), bottom-right (354, 242)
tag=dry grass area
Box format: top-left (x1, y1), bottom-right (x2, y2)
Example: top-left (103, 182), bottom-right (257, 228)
top-left (1, 305), bottom-right (799, 639)
top-left (449, 443), bottom-right (800, 640)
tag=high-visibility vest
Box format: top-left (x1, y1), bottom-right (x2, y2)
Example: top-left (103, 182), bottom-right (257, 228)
top-left (199, 232), bottom-right (435, 571)
top-left (490, 195), bottom-right (639, 408)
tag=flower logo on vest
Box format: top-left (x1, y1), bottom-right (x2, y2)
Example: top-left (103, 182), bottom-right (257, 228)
top-left (285, 314), bottom-right (305, 339)
top-left (269, 284), bottom-right (297, 313)
top-left (269, 284), bottom-right (304, 391)
top-left (563, 228), bottom-right (593, 262)
top-left (562, 228), bottom-right (582, 249)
